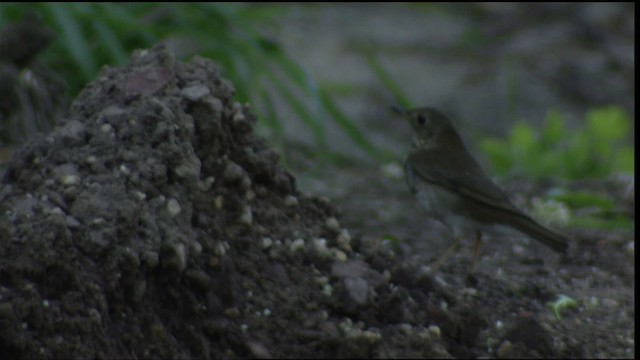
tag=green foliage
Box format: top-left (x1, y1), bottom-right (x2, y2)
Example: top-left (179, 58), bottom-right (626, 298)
top-left (548, 294), bottom-right (578, 320)
top-left (549, 191), bottom-right (634, 231)
top-left (481, 106), bottom-right (634, 179)
top-left (482, 107), bottom-right (634, 230)
top-left (0, 3), bottom-right (384, 161)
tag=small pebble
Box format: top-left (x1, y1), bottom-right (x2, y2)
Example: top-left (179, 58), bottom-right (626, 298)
top-left (289, 238), bottom-right (305, 252)
top-left (214, 242), bottom-right (227, 256)
top-left (261, 237), bottom-right (273, 249)
top-left (223, 162), bottom-right (244, 182)
top-left (496, 340), bottom-right (514, 359)
top-left (428, 325), bottom-right (441, 338)
top-left (61, 174), bottom-right (80, 186)
top-left (336, 229), bottom-right (352, 252)
top-left (198, 177), bottom-right (215, 192)
top-left (119, 164), bottom-right (131, 175)
top-left (181, 85), bottom-right (210, 101)
top-left (325, 217), bottom-right (340, 233)
top-left (132, 190), bottom-right (146, 201)
top-left (312, 238), bottom-right (332, 258)
top-left (241, 176), bottom-right (252, 190)
top-left (284, 195), bottom-right (298, 207)
top-left (380, 162), bottom-right (403, 179)
top-left (239, 206), bottom-right (253, 226)
top-left (166, 198), bottom-right (181, 217)
top-left (164, 243), bottom-right (187, 272)
top-left (214, 195), bottom-right (224, 209)
top-left (333, 248), bottom-right (347, 262)
top-left (233, 112), bottom-right (246, 123)
top-left (100, 123), bottom-right (113, 133)
top-left (190, 240), bottom-right (202, 256)
top-left (224, 307), bottom-right (240, 318)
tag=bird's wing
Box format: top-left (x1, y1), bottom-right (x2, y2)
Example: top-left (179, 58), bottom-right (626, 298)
top-left (406, 150), bottom-right (520, 215)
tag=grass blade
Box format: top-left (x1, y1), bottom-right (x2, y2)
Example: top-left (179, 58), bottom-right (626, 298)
top-left (46, 3), bottom-right (96, 80)
top-left (93, 20), bottom-right (128, 65)
top-left (319, 89), bottom-right (387, 160)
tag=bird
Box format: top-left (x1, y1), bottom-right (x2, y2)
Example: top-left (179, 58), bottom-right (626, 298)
top-left (394, 106), bottom-right (569, 273)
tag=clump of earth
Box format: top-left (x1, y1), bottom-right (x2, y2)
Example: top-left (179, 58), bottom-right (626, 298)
top-left (0, 44), bottom-right (632, 359)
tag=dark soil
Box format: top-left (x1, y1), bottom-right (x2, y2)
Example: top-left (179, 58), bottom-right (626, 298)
top-left (0, 44), bottom-right (634, 359)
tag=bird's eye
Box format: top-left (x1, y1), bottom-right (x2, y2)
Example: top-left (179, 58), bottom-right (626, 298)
top-left (416, 114), bottom-right (426, 125)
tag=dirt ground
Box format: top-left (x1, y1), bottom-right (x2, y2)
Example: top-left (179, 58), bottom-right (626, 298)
top-left (0, 43), bottom-right (634, 359)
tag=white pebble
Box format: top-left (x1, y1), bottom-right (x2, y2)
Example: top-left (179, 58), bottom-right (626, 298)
top-left (239, 206), bottom-right (253, 226)
top-left (336, 229), bottom-right (352, 251)
top-left (61, 174), bottom-right (80, 186)
top-left (289, 238), bottom-right (305, 252)
top-left (132, 190), bottom-right (146, 201)
top-left (100, 123), bottom-right (112, 133)
top-left (214, 242), bottom-right (227, 256)
top-left (325, 217), bottom-right (340, 233)
top-left (332, 248), bottom-right (347, 261)
top-left (166, 198), bottom-right (181, 217)
top-left (214, 195), bottom-right (224, 209)
top-left (312, 238), bottom-right (332, 258)
top-left (428, 325), bottom-right (441, 338)
top-left (261, 237), bottom-right (273, 249)
top-left (233, 112), bottom-right (246, 123)
top-left (284, 195), bottom-right (299, 207)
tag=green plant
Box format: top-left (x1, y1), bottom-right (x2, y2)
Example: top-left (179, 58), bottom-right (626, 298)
top-left (0, 3), bottom-right (385, 161)
top-left (548, 190), bottom-right (633, 231)
top-left (548, 294), bottom-right (578, 320)
top-left (480, 107), bottom-right (634, 231)
top-left (481, 106), bottom-right (634, 179)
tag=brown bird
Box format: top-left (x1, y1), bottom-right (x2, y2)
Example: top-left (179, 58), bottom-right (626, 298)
top-left (395, 106), bottom-right (568, 272)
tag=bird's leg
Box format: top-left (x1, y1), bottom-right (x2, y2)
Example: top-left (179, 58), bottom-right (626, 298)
top-left (430, 236), bottom-right (462, 274)
top-left (470, 230), bottom-right (483, 273)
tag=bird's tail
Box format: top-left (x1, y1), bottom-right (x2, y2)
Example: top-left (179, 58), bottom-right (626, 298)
top-left (511, 215), bottom-right (569, 254)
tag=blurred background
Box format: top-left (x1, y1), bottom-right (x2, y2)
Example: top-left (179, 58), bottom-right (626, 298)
top-left (0, 3), bottom-right (634, 233)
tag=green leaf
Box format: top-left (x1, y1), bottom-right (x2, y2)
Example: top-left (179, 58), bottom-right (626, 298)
top-left (541, 109), bottom-right (565, 145)
top-left (548, 294), bottom-right (578, 320)
top-left (551, 191), bottom-right (614, 211)
top-left (586, 106), bottom-right (630, 143)
top-left (613, 147), bottom-right (634, 174)
top-left (92, 20), bottom-right (128, 65)
top-left (480, 138), bottom-right (511, 175)
top-left (567, 215), bottom-right (634, 231)
top-left (509, 122), bottom-right (536, 153)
